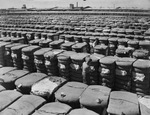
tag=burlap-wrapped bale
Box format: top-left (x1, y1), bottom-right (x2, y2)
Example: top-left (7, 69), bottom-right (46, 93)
top-left (78, 32), bottom-right (85, 36)
top-left (132, 59), bottom-right (150, 96)
top-left (94, 44), bottom-right (108, 55)
top-left (0, 67), bottom-right (16, 75)
top-left (99, 56), bottom-right (118, 88)
top-left (126, 34), bottom-right (135, 40)
top-left (0, 85), bottom-right (5, 92)
top-left (118, 29), bottom-right (126, 35)
top-left (22, 45), bottom-right (40, 72)
top-left (117, 34), bottom-right (125, 39)
top-left (117, 38), bottom-right (128, 49)
top-left (2, 34), bottom-right (12, 42)
top-left (82, 36), bottom-right (90, 53)
top-left (89, 36), bottom-right (98, 53)
top-left (15, 72), bottom-right (47, 94)
top-left (31, 76), bottom-right (67, 100)
top-left (47, 33), bottom-right (58, 41)
top-left (74, 36), bottom-right (83, 43)
top-left (55, 82), bottom-right (88, 108)
top-left (111, 28), bottom-right (119, 34)
top-left (16, 31), bottom-right (22, 38)
top-left (139, 41), bottom-right (150, 53)
top-left (34, 32), bottom-right (41, 39)
top-left (144, 36), bottom-right (150, 41)
top-left (49, 39), bottom-right (64, 49)
top-left (138, 96), bottom-right (150, 115)
top-left (72, 43), bottom-right (88, 53)
top-left (92, 33), bottom-right (100, 37)
top-left (32, 102), bottom-right (72, 115)
top-left (44, 50), bottom-right (63, 76)
top-left (134, 35), bottom-right (144, 41)
top-left (29, 39), bottom-right (43, 46)
top-left (0, 70), bottom-right (29, 90)
top-left (127, 40), bottom-right (139, 52)
top-left (98, 37), bottom-right (108, 45)
top-left (11, 44), bottom-right (28, 69)
top-left (11, 31), bottom-right (25, 44)
top-left (1, 30), bottom-right (7, 38)
top-left (26, 32), bottom-right (34, 42)
top-left (108, 38), bottom-right (118, 56)
top-left (70, 53), bottom-right (89, 82)
top-left (80, 85), bottom-right (111, 114)
top-left (0, 95), bottom-right (46, 115)
top-left (39, 39), bottom-right (52, 48)
top-left (34, 48), bottom-right (52, 74)
top-left (61, 42), bottom-right (76, 51)
top-left (58, 51), bottom-right (76, 78)
top-left (4, 43), bottom-right (20, 66)
top-left (41, 33), bottom-right (47, 40)
top-left (115, 48), bottom-right (132, 57)
top-left (70, 31), bottom-right (78, 36)
top-left (115, 58), bottom-right (136, 91)
top-left (132, 49), bottom-right (149, 59)
top-left (21, 31), bottom-right (28, 44)
top-left (11, 31), bottom-right (17, 38)
top-left (95, 28), bottom-right (103, 33)
top-left (0, 42), bottom-right (11, 67)
top-left (57, 53), bottom-right (72, 80)
top-left (84, 54), bottom-right (104, 85)
top-left (59, 34), bottom-right (66, 40)
top-left (107, 91), bottom-right (139, 115)
top-left (0, 90), bottom-right (22, 111)
top-left (69, 108), bottom-right (99, 115)
top-left (109, 33), bottom-right (117, 38)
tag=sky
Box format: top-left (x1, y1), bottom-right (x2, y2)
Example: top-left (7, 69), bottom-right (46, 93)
top-left (0, 0), bottom-right (150, 9)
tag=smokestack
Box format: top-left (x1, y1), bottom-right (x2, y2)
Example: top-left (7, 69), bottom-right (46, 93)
top-left (76, 2), bottom-right (78, 7)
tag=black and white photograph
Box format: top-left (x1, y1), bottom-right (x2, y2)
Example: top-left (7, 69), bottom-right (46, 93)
top-left (0, 0), bottom-right (149, 114)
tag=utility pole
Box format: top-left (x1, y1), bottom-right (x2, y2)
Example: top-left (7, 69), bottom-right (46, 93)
top-left (76, 2), bottom-right (78, 7)
top-left (114, 4), bottom-right (115, 9)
